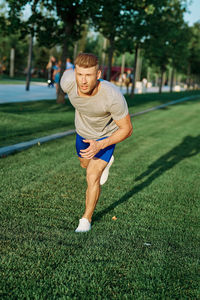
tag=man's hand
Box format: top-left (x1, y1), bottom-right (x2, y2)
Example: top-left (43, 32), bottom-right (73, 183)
top-left (80, 140), bottom-right (102, 159)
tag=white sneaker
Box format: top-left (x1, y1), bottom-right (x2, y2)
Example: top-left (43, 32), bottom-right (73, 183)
top-left (100, 155), bottom-right (114, 185)
top-left (75, 218), bottom-right (91, 233)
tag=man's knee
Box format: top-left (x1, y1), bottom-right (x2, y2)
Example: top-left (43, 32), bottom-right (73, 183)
top-left (79, 158), bottom-right (89, 169)
top-left (86, 166), bottom-right (103, 185)
top-left (80, 161), bottom-right (87, 169)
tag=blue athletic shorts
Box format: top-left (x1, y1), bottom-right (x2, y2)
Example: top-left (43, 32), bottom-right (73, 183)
top-left (76, 133), bottom-right (115, 163)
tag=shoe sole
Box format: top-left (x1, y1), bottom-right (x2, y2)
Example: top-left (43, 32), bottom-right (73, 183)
top-left (100, 155), bottom-right (114, 185)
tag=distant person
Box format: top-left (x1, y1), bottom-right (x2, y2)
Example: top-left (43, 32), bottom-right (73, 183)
top-left (0, 56), bottom-right (7, 74)
top-left (60, 53), bottom-right (133, 233)
top-left (125, 70), bottom-right (133, 94)
top-left (46, 56), bottom-right (56, 87)
top-left (66, 58), bottom-right (74, 70)
top-left (142, 78), bottom-right (148, 93)
top-left (122, 72), bottom-right (126, 83)
top-left (118, 73), bottom-right (126, 90)
top-left (53, 60), bottom-right (61, 94)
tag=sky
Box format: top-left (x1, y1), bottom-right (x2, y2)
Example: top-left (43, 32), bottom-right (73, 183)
top-left (184, 0), bottom-right (200, 25)
top-left (22, 1), bottom-right (199, 25)
top-left (1, 0), bottom-right (199, 26)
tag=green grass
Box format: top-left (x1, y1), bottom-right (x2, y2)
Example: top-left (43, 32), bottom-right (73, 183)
top-left (0, 74), bottom-right (46, 84)
top-left (0, 97), bottom-right (199, 299)
top-left (0, 101), bottom-right (75, 147)
top-left (1, 90), bottom-right (200, 147)
top-left (0, 80), bottom-right (26, 84)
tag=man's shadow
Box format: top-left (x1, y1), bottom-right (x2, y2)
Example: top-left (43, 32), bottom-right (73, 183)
top-left (93, 135), bottom-right (200, 222)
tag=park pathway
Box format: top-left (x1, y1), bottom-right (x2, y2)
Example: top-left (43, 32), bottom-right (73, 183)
top-left (0, 82), bottom-right (57, 104)
top-left (0, 81), bottom-right (181, 104)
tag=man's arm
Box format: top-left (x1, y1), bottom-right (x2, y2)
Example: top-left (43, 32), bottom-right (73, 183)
top-left (80, 114), bottom-right (133, 159)
top-left (60, 69), bottom-right (75, 94)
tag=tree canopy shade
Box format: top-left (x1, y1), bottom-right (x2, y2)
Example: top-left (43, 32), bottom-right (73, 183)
top-left (5, 0), bottom-right (92, 103)
top-left (187, 22), bottom-right (200, 82)
top-left (89, 0), bottom-right (153, 81)
top-left (143, 0), bottom-right (188, 92)
top-left (116, 0), bottom-right (158, 95)
top-left (3, 0), bottom-right (199, 97)
top-left (90, 0), bottom-right (189, 94)
top-left (89, 0), bottom-right (129, 81)
top-left (38, 0), bottom-right (91, 103)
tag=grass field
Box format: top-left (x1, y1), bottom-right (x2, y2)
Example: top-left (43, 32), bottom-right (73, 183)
top-left (0, 75), bottom-right (46, 84)
top-left (1, 90), bottom-right (200, 148)
top-left (0, 92), bottom-right (200, 299)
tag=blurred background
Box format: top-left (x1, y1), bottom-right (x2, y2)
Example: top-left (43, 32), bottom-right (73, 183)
top-left (0, 0), bottom-right (199, 102)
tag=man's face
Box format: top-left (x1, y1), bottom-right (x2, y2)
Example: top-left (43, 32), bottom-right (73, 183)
top-left (75, 65), bottom-right (101, 96)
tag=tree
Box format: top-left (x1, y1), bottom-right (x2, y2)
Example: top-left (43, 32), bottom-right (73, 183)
top-left (6, 0), bottom-right (92, 103)
top-left (6, 0), bottom-right (41, 89)
top-left (37, 1), bottom-right (91, 103)
top-left (0, 27), bottom-right (29, 77)
top-left (90, 0), bottom-right (132, 81)
top-left (143, 0), bottom-right (188, 93)
top-left (168, 22), bottom-right (190, 92)
top-left (115, 1), bottom-right (158, 95)
top-left (186, 22), bottom-right (200, 88)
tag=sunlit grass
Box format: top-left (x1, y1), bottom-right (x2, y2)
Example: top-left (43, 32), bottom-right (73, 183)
top-left (0, 98), bottom-right (199, 298)
top-left (1, 90), bottom-right (200, 147)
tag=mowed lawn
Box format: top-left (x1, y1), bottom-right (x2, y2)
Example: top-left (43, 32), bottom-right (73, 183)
top-left (1, 90), bottom-right (200, 147)
top-left (0, 96), bottom-right (200, 299)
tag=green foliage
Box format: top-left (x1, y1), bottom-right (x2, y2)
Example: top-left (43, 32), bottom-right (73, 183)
top-left (188, 22), bottom-right (200, 77)
top-left (0, 32), bottom-right (29, 75)
top-left (91, 0), bottom-right (126, 40)
top-left (1, 0), bottom-right (200, 85)
top-left (144, 0), bottom-right (187, 72)
top-left (114, 52), bottom-right (135, 68)
top-left (33, 44), bottom-right (52, 73)
top-left (5, 0), bottom-right (91, 48)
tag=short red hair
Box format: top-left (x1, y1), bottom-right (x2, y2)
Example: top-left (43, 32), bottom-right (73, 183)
top-left (75, 53), bottom-right (99, 69)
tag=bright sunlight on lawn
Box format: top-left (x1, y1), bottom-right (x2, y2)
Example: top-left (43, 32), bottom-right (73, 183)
top-left (0, 93), bottom-right (199, 298)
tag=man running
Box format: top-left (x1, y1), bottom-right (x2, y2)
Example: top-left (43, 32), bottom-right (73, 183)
top-left (60, 53), bottom-right (133, 232)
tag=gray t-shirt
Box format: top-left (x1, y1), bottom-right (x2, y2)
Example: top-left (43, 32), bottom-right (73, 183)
top-left (60, 69), bottom-right (129, 140)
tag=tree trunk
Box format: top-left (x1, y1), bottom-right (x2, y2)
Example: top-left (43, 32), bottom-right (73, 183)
top-left (186, 63), bottom-right (191, 90)
top-left (147, 66), bottom-right (151, 83)
top-left (155, 73), bottom-right (159, 87)
top-left (131, 45), bottom-right (138, 96)
top-left (56, 38), bottom-right (68, 104)
top-left (135, 48), bottom-right (142, 82)
top-left (101, 37), bottom-right (107, 78)
top-left (73, 42), bottom-right (78, 62)
top-left (26, 35), bottom-right (33, 91)
top-left (121, 53), bottom-right (125, 75)
top-left (120, 53), bottom-right (125, 88)
top-left (106, 38), bottom-right (114, 81)
top-left (79, 24), bottom-right (88, 52)
top-left (56, 22), bottom-right (72, 104)
top-left (159, 69), bottom-right (164, 93)
top-left (170, 68), bottom-right (175, 92)
top-left (10, 48), bottom-right (15, 78)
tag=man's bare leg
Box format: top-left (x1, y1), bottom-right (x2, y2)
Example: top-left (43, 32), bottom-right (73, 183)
top-left (75, 157), bottom-right (107, 232)
top-left (83, 158), bottom-right (107, 222)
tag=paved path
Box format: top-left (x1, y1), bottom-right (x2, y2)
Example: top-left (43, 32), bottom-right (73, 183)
top-left (0, 82), bottom-right (58, 104)
top-left (0, 82), bottom-right (185, 104)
